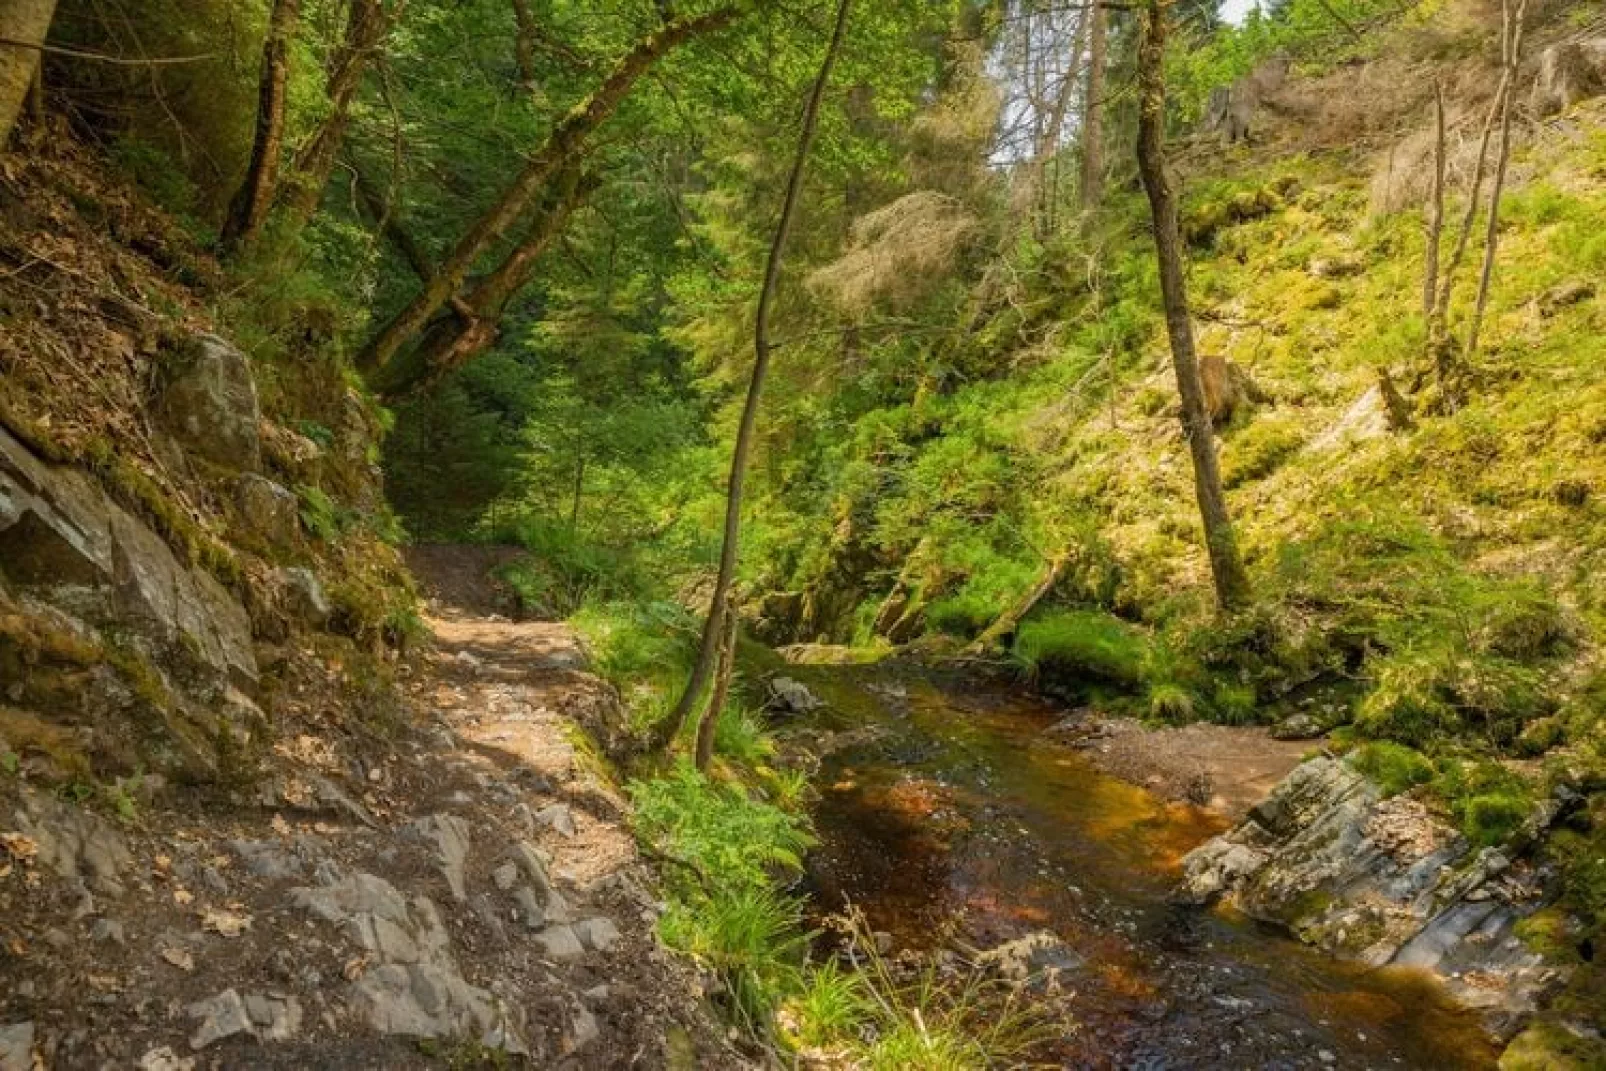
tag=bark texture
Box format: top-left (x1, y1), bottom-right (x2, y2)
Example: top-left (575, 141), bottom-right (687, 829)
top-left (652, 0), bottom-right (852, 752)
top-left (0, 0), bottom-right (58, 148)
top-left (1135, 0), bottom-right (1251, 611)
top-left (222, 0), bottom-right (301, 251)
top-left (356, 7), bottom-right (736, 378)
top-left (279, 0), bottom-right (397, 232)
top-left (1080, 0), bottom-right (1107, 212)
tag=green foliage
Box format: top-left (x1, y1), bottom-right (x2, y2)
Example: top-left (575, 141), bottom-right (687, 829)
top-left (1434, 759), bottom-right (1536, 848)
top-left (1348, 741), bottom-right (1435, 796)
top-left (658, 887), bottom-right (810, 1035)
top-left (1221, 415), bottom-right (1308, 489)
top-left (786, 961), bottom-right (873, 1049)
top-left (1011, 610), bottom-right (1147, 686)
top-left (629, 762), bottom-right (814, 894)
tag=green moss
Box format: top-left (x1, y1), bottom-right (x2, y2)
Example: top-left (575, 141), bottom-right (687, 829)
top-left (1012, 609), bottom-right (1147, 687)
top-left (1221, 415), bottom-right (1308, 489)
top-left (1348, 741), bottom-right (1435, 796)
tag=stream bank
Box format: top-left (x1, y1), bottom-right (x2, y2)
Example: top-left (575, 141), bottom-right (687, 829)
top-left (774, 656), bottom-right (1506, 1069)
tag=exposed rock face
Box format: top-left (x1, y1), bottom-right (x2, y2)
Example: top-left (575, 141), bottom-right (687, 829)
top-left (236, 474), bottom-right (300, 548)
top-left (1202, 55), bottom-right (1290, 144)
top-left (0, 424), bottom-right (256, 693)
top-left (766, 676), bottom-right (825, 714)
top-left (11, 789), bottom-right (133, 898)
top-left (1179, 757), bottom-right (1572, 1036)
top-left (1532, 38), bottom-right (1606, 116)
top-left (157, 335), bottom-right (262, 471)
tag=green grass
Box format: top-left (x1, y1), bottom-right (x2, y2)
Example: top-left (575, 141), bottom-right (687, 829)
top-left (1011, 609), bottom-right (1146, 686)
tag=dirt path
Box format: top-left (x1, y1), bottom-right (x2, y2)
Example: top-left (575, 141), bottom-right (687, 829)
top-left (0, 549), bottom-right (738, 1070)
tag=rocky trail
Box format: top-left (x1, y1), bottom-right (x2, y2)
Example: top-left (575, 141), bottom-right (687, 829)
top-left (0, 548), bottom-right (737, 1071)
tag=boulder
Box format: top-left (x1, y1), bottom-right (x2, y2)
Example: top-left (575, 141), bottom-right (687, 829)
top-left (1531, 38), bottom-right (1606, 116)
top-left (236, 474), bottom-right (299, 548)
top-left (1270, 713), bottom-right (1324, 740)
top-left (408, 815), bottom-right (472, 901)
top-left (0, 425), bottom-right (257, 692)
top-left (1178, 756), bottom-right (1573, 1036)
top-left (157, 334), bottom-right (261, 471)
top-left (279, 567), bottom-right (332, 628)
top-left (766, 676), bottom-right (824, 715)
top-left (186, 989), bottom-right (254, 1050)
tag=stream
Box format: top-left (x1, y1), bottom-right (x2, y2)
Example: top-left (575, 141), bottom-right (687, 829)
top-left (788, 663), bottom-right (1501, 1070)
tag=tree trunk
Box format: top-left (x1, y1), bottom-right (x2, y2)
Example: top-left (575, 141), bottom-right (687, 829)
top-left (353, 162), bottom-right (434, 283)
top-left (279, 0), bottom-right (396, 233)
top-left (510, 0), bottom-right (537, 86)
top-left (222, 0), bottom-right (301, 251)
top-left (651, 0), bottom-right (852, 753)
top-left (0, 0), bottom-right (58, 149)
top-left (356, 7), bottom-right (735, 379)
top-left (694, 598), bottom-right (739, 772)
top-left (1135, 0), bottom-right (1251, 612)
top-left (1421, 82), bottom-right (1445, 319)
top-left (1080, 0), bottom-right (1107, 213)
top-left (368, 166), bottom-right (597, 398)
top-left (963, 551), bottom-right (1070, 656)
top-left (1465, 0), bottom-right (1527, 362)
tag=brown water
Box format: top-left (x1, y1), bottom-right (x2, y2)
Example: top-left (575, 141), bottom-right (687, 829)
top-left (793, 664), bottom-right (1501, 1070)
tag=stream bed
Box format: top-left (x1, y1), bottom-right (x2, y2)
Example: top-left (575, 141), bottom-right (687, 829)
top-left (791, 664), bottom-right (1501, 1070)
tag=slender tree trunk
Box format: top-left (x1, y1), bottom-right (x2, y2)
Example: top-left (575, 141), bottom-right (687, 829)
top-left (1031, 8), bottom-right (1086, 238)
top-left (651, 0), bottom-right (853, 752)
top-left (1135, 0), bottom-right (1251, 612)
top-left (0, 0), bottom-right (56, 149)
top-left (1422, 82), bottom-right (1445, 319)
top-left (1080, 0), bottom-right (1107, 213)
top-left (222, 0), bottom-right (301, 251)
top-left (279, 0), bottom-right (396, 233)
top-left (368, 166), bottom-right (597, 398)
top-left (1466, 0), bottom-right (1526, 361)
top-left (356, 7), bottom-right (735, 379)
top-left (569, 444), bottom-right (585, 534)
top-left (694, 598), bottom-right (739, 772)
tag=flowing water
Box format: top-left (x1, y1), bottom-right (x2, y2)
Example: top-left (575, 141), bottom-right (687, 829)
top-left (790, 663), bottom-right (1500, 1070)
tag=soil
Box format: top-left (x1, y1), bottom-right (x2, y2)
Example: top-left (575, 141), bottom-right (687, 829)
top-left (0, 548), bottom-right (742, 1070)
top-left (1042, 710), bottom-right (1318, 820)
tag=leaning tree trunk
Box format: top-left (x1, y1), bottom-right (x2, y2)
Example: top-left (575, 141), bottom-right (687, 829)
top-left (1080, 0), bottom-right (1107, 213)
top-left (650, 0), bottom-right (853, 753)
top-left (0, 0), bottom-right (59, 148)
top-left (1135, 0), bottom-right (1251, 612)
top-left (278, 0), bottom-right (396, 234)
top-left (694, 597), bottom-right (740, 772)
top-left (368, 167), bottom-right (598, 399)
top-left (222, 0), bottom-right (301, 251)
top-left (963, 551), bottom-right (1071, 656)
top-left (356, 7), bottom-right (735, 379)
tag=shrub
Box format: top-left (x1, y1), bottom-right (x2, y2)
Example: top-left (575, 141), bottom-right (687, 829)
top-left (1348, 741), bottom-right (1435, 796)
top-left (1011, 610), bottom-right (1146, 686)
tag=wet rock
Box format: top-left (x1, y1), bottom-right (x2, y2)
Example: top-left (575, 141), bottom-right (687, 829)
top-left (0, 1022), bottom-right (34, 1071)
top-left (976, 932), bottom-right (1084, 983)
top-left (573, 917), bottom-right (621, 953)
top-left (1179, 756), bottom-right (1573, 1035)
top-left (535, 802), bottom-right (577, 838)
top-left (409, 814), bottom-right (473, 901)
top-left (157, 334), bottom-right (261, 471)
top-left (1270, 713), bottom-right (1324, 741)
top-left (766, 675), bottom-right (824, 714)
top-left (280, 567), bottom-right (331, 628)
top-left (187, 989), bottom-right (253, 1050)
top-left (236, 474), bottom-right (299, 548)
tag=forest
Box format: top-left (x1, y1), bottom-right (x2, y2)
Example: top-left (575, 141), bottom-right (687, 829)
top-left (1, 0), bottom-right (1605, 1066)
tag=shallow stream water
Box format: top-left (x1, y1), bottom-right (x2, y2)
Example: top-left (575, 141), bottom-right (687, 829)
top-left (790, 663), bottom-right (1500, 1070)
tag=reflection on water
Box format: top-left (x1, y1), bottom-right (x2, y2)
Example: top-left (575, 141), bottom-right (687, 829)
top-left (795, 666), bottom-right (1500, 1070)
